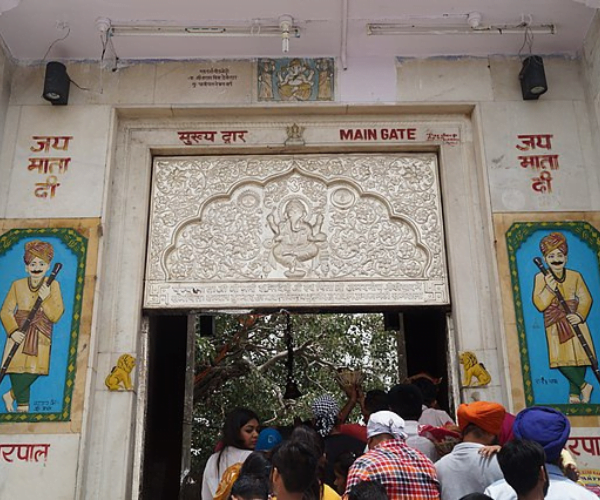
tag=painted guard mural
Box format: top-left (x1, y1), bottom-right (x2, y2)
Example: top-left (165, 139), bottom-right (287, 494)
top-left (507, 221), bottom-right (600, 415)
top-left (0, 228), bottom-right (87, 422)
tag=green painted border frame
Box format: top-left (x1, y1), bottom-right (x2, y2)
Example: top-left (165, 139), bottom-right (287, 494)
top-left (0, 227), bottom-right (87, 423)
top-left (506, 220), bottom-right (600, 416)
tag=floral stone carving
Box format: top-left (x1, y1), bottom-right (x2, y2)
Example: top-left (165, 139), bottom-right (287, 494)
top-left (145, 154), bottom-right (448, 308)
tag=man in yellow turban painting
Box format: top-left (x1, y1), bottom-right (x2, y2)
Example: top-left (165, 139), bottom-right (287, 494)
top-left (0, 240), bottom-right (64, 413)
top-left (532, 232), bottom-right (596, 404)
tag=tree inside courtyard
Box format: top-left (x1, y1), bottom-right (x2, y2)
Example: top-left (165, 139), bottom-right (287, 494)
top-left (191, 312), bottom-right (399, 471)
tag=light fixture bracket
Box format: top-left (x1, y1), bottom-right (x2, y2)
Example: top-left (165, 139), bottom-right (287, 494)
top-left (367, 21), bottom-right (555, 36)
top-left (279, 14), bottom-right (293, 53)
top-left (107, 20), bottom-right (301, 38)
top-left (95, 17), bottom-right (111, 34)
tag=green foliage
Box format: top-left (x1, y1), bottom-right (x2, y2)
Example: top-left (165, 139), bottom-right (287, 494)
top-left (191, 312), bottom-right (398, 472)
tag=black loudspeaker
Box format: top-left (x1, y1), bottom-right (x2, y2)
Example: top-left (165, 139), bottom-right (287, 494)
top-left (383, 313), bottom-right (401, 331)
top-left (42, 61), bottom-right (70, 105)
top-left (519, 56), bottom-right (548, 101)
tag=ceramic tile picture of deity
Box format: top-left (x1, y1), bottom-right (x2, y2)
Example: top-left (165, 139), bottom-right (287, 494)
top-left (0, 227), bottom-right (88, 422)
top-left (257, 58), bottom-right (334, 102)
top-left (507, 221), bottom-right (600, 415)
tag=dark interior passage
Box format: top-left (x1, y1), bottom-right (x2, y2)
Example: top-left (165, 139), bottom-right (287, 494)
top-left (403, 308), bottom-right (451, 413)
top-left (141, 314), bottom-right (188, 500)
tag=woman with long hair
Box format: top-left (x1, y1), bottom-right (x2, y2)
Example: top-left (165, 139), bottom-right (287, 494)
top-left (202, 408), bottom-right (260, 500)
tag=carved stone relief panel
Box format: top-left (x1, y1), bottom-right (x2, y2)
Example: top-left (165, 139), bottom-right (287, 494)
top-left (144, 154), bottom-right (449, 308)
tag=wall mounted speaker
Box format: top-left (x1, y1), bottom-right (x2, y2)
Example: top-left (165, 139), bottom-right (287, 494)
top-left (42, 61), bottom-right (70, 105)
top-left (519, 56), bottom-right (548, 101)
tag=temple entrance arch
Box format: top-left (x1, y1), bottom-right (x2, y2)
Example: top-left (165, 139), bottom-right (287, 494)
top-left (140, 151), bottom-right (452, 498)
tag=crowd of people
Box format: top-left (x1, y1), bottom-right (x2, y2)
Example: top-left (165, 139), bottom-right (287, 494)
top-left (195, 378), bottom-right (597, 500)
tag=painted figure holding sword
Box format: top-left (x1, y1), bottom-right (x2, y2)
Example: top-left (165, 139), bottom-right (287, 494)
top-left (532, 232), bottom-right (600, 404)
top-left (0, 240), bottom-right (63, 413)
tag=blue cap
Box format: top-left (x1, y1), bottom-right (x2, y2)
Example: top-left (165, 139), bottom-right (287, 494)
top-left (255, 428), bottom-right (282, 451)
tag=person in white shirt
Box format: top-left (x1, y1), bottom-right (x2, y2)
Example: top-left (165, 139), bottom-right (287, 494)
top-left (496, 439), bottom-right (549, 500)
top-left (202, 407), bottom-right (260, 500)
top-left (411, 377), bottom-right (455, 428)
top-left (388, 383), bottom-right (438, 462)
top-left (435, 401), bottom-right (506, 500)
top-left (485, 406), bottom-right (597, 500)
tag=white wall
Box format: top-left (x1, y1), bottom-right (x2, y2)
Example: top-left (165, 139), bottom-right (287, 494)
top-left (584, 11), bottom-right (600, 176)
top-left (397, 55), bottom-right (600, 212)
top-left (2, 54), bottom-right (597, 218)
top-left (0, 41), bottom-right (12, 128)
top-left (0, 39), bottom-right (13, 207)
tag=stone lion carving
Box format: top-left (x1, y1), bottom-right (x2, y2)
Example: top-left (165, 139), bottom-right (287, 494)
top-left (105, 354), bottom-right (136, 391)
top-left (459, 351), bottom-right (491, 387)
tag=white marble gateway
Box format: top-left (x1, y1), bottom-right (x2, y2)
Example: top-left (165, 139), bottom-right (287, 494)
top-left (145, 153), bottom-right (449, 308)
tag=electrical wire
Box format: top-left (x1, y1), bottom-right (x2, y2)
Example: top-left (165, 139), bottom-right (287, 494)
top-left (108, 35), bottom-right (120, 71)
top-left (518, 24), bottom-right (534, 58)
top-left (100, 31), bottom-right (108, 62)
top-left (98, 28), bottom-right (121, 72)
top-left (42, 26), bottom-right (91, 93)
top-left (69, 78), bottom-right (90, 91)
top-left (42, 26), bottom-right (71, 62)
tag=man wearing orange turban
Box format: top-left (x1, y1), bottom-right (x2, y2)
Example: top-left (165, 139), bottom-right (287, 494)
top-left (435, 401), bottom-right (505, 500)
top-left (457, 401), bottom-right (506, 436)
top-left (533, 231), bottom-right (596, 404)
top-left (0, 240), bottom-right (64, 413)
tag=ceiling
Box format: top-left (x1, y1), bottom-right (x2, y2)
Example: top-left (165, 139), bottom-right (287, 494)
top-left (0, 0), bottom-right (596, 63)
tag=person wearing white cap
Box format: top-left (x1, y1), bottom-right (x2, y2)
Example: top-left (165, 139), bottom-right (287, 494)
top-left (345, 411), bottom-right (440, 500)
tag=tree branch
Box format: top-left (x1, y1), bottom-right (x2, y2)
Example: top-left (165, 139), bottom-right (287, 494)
top-left (257, 338), bottom-right (315, 372)
top-left (305, 353), bottom-right (338, 370)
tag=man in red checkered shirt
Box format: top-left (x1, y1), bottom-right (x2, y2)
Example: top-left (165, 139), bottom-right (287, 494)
top-left (345, 410), bottom-right (440, 500)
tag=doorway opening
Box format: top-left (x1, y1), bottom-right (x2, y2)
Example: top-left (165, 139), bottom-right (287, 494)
top-left (139, 307), bottom-right (452, 499)
top-left (404, 308), bottom-right (452, 411)
top-left (140, 314), bottom-right (189, 500)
